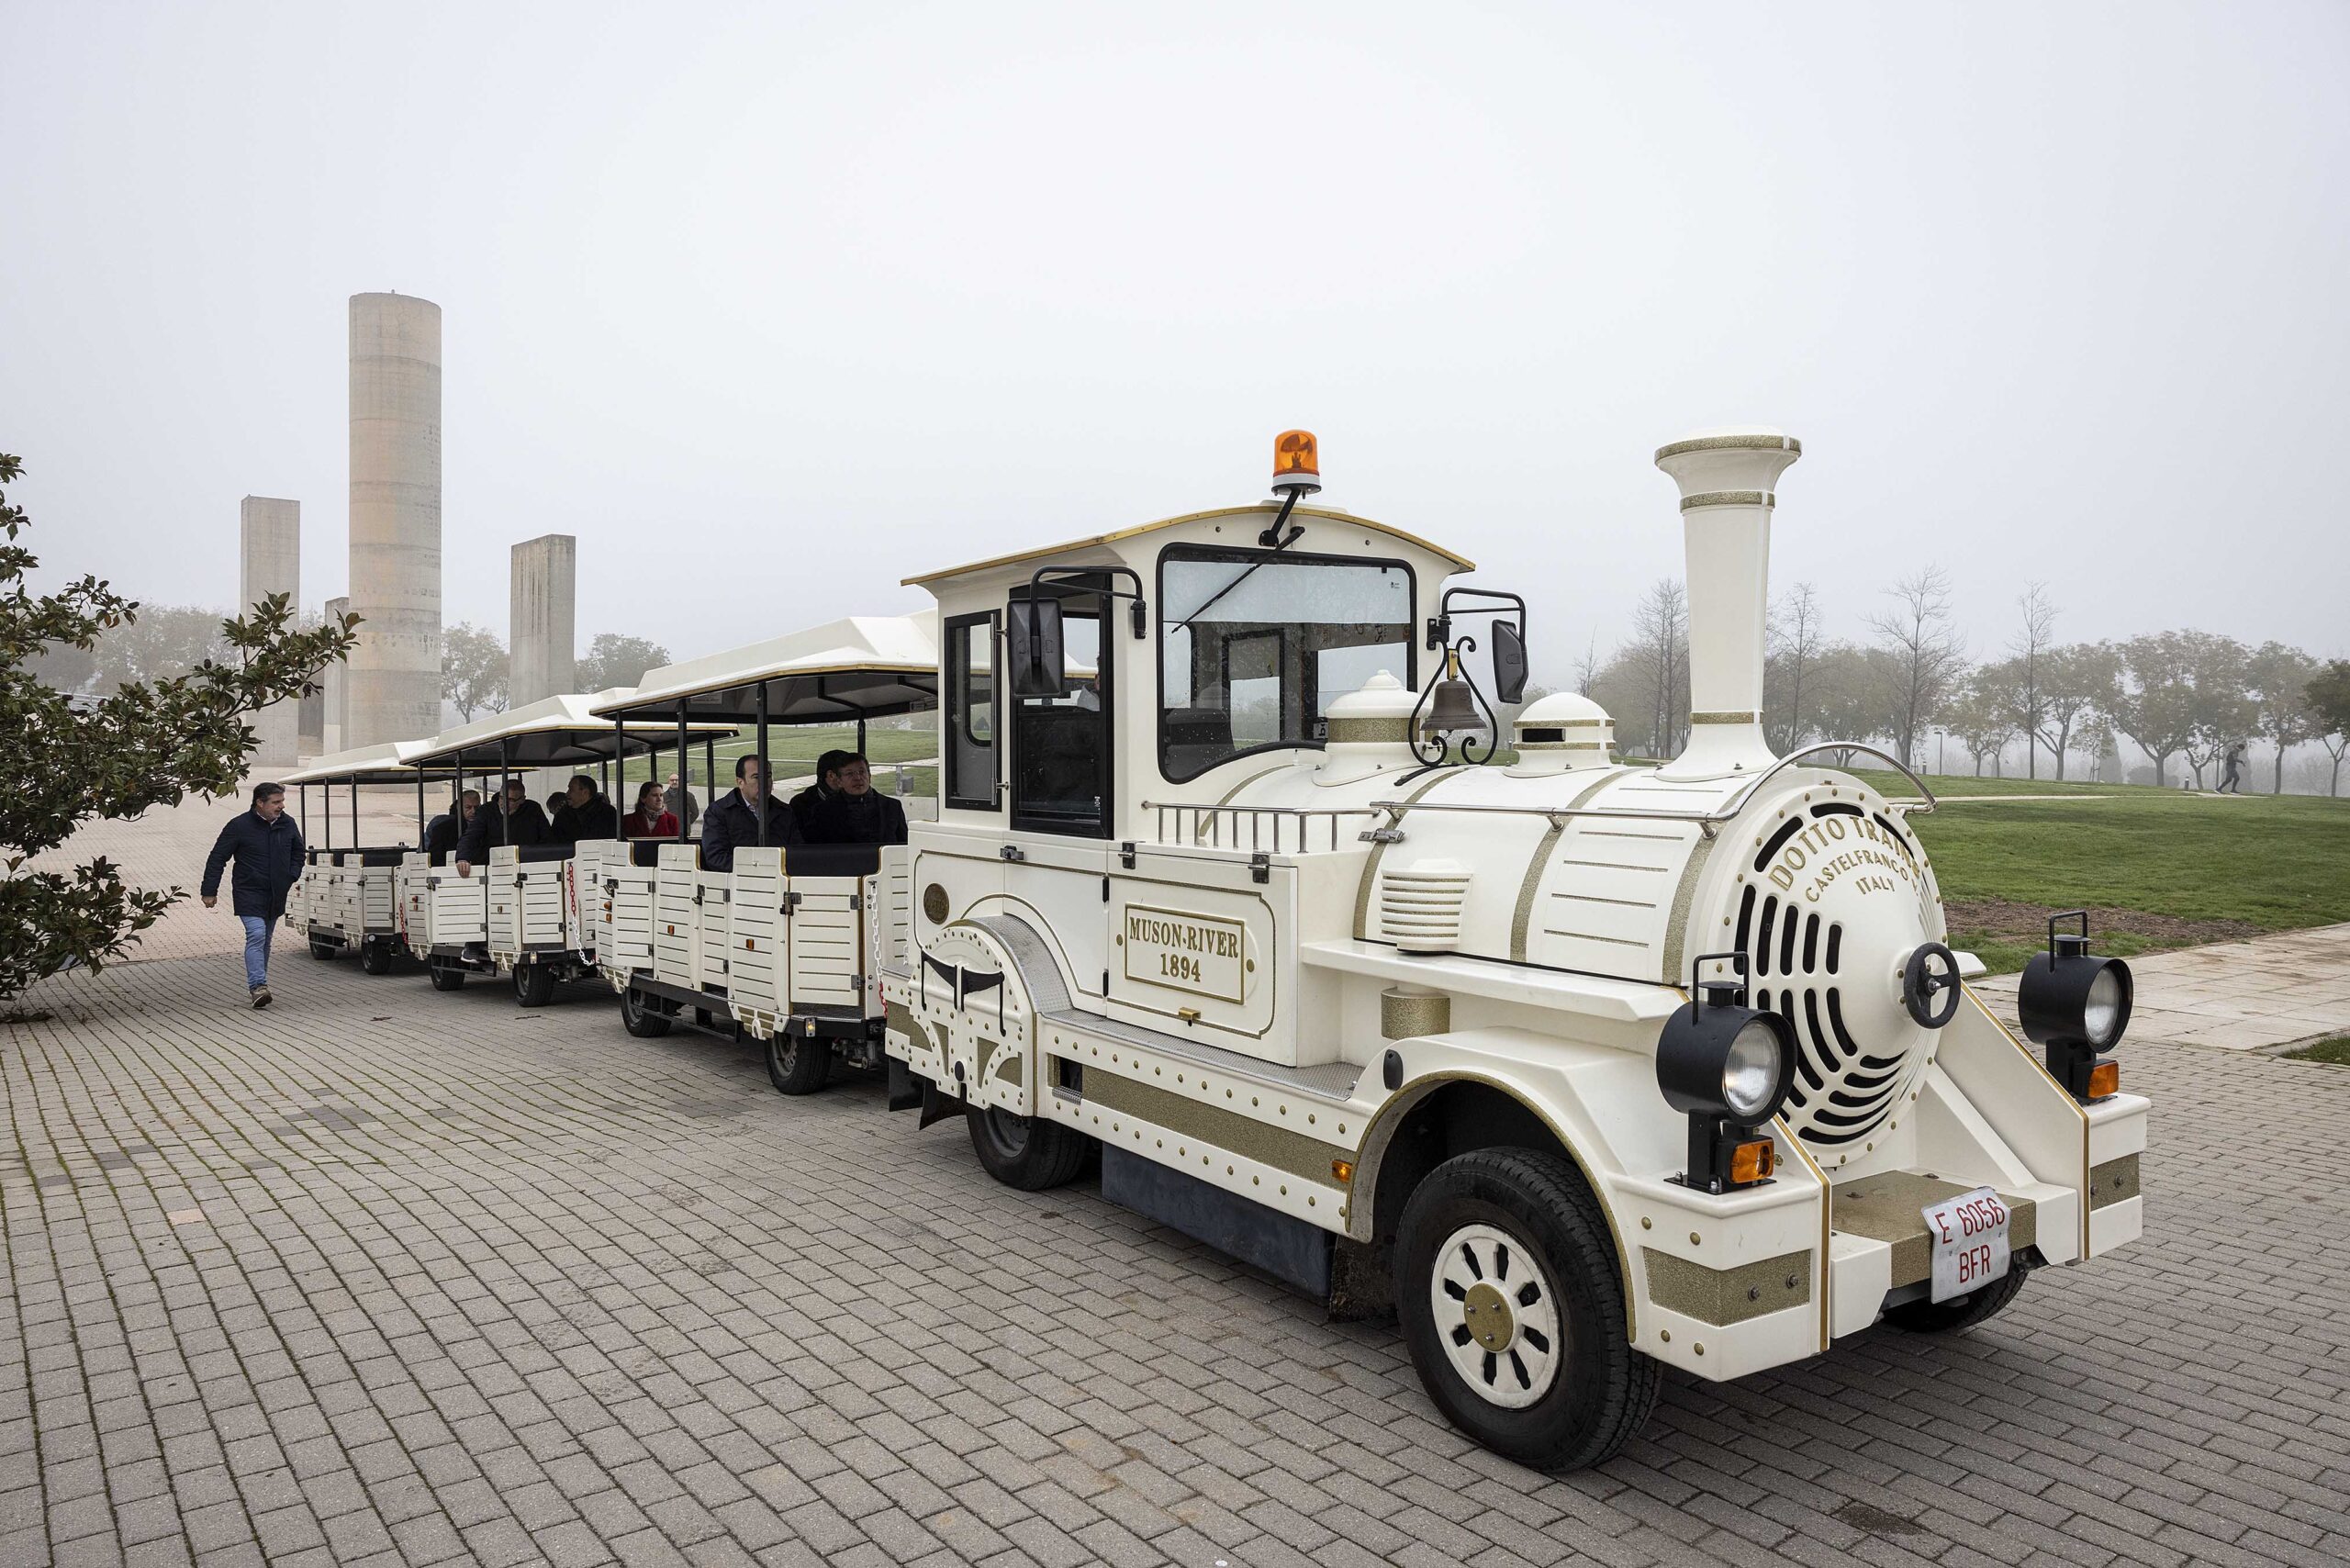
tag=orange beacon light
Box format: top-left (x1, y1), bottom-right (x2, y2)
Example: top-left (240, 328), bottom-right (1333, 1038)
top-left (1271, 430), bottom-right (1321, 496)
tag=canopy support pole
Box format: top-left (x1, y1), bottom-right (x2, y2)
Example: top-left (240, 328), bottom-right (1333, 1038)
top-left (755, 682), bottom-right (769, 848)
top-left (613, 717), bottom-right (626, 841)
top-left (500, 738), bottom-right (513, 850)
top-left (350, 778), bottom-right (360, 851)
top-left (416, 771), bottom-right (425, 846)
top-left (676, 711), bottom-right (690, 845)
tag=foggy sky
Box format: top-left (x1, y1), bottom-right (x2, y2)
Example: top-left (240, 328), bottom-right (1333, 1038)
top-left (4, 2), bottom-right (2344, 685)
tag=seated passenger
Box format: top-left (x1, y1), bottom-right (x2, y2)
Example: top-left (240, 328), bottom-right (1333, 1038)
top-left (791, 749), bottom-right (909, 846)
top-left (700, 756), bottom-right (800, 872)
top-left (621, 780), bottom-right (678, 839)
top-left (549, 773), bottom-right (618, 845)
top-left (453, 779), bottom-right (550, 877)
top-left (425, 790), bottom-right (478, 863)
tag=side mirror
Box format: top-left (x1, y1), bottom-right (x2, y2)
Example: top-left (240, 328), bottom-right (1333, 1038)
top-left (1005, 596), bottom-right (1069, 700)
top-left (1491, 620), bottom-right (1529, 705)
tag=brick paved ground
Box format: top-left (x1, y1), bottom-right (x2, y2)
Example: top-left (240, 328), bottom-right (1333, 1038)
top-left (6, 801), bottom-right (2350, 1568)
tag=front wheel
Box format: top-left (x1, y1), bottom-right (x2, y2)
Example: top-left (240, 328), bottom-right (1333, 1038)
top-left (427, 959), bottom-right (465, 991)
top-left (621, 985), bottom-right (672, 1038)
top-left (966, 1104), bottom-right (1090, 1191)
top-left (766, 1031), bottom-right (832, 1095)
top-left (513, 963), bottom-right (556, 1008)
top-left (1883, 1266), bottom-right (2027, 1334)
top-left (1395, 1148), bottom-right (1661, 1472)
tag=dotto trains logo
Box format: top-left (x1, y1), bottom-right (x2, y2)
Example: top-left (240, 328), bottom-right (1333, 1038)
top-left (1764, 813), bottom-right (1930, 915)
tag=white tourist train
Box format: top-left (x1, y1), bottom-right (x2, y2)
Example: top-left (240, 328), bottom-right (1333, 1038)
top-left (282, 738), bottom-right (449, 973)
top-left (289, 429), bottom-right (2146, 1472)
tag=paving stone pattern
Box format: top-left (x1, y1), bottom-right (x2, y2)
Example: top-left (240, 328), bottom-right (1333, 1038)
top-left (5, 800), bottom-right (2349, 1567)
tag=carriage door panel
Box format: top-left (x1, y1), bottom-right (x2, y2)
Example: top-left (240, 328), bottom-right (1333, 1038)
top-left (1105, 855), bottom-right (1289, 1060)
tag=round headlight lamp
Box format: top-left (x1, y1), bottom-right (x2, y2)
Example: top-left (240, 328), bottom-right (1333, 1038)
top-left (1657, 953), bottom-right (1797, 1193)
top-left (2018, 912), bottom-right (2133, 1100)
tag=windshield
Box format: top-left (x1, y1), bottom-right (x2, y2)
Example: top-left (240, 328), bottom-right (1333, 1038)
top-left (1158, 546), bottom-right (1415, 782)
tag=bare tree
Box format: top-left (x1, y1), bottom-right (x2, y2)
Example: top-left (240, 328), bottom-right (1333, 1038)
top-left (1627, 578), bottom-right (1688, 760)
top-left (1765, 581), bottom-right (1828, 752)
top-left (2007, 582), bottom-right (2056, 778)
top-left (1572, 634), bottom-right (1600, 698)
top-left (1863, 566), bottom-right (1968, 769)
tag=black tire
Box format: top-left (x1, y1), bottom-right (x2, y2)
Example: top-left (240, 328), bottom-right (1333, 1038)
top-left (1394, 1148), bottom-right (1662, 1472)
top-left (513, 962), bottom-right (556, 1008)
top-left (966, 1104), bottom-right (1090, 1192)
top-left (360, 940), bottom-right (394, 976)
top-left (427, 959), bottom-right (465, 991)
top-left (621, 985), bottom-right (673, 1038)
top-left (766, 1031), bottom-right (833, 1095)
top-left (1883, 1265), bottom-right (2028, 1334)
top-left (309, 939), bottom-right (337, 961)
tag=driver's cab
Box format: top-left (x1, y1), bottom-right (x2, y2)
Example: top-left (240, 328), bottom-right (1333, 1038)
top-left (898, 438), bottom-right (1474, 1062)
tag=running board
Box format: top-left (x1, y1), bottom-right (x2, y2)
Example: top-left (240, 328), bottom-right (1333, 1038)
top-left (1037, 1005), bottom-right (1363, 1104)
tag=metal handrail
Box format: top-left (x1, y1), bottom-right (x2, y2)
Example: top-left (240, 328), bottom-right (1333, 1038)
top-left (1365, 740), bottom-right (1937, 837)
top-left (1140, 801), bottom-right (1382, 855)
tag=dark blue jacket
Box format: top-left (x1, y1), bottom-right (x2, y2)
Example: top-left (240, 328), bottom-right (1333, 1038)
top-left (699, 789), bottom-right (801, 871)
top-left (201, 809), bottom-right (306, 919)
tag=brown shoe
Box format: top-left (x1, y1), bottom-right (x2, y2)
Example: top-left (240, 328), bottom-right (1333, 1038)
top-left (251, 986), bottom-right (274, 1010)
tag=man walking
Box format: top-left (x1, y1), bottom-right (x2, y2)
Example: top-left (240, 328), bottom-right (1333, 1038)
top-left (200, 781), bottom-right (305, 1008)
top-left (2218, 739), bottom-right (2247, 794)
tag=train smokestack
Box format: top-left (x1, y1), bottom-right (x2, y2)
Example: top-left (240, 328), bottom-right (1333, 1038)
top-left (1652, 428), bottom-right (1801, 778)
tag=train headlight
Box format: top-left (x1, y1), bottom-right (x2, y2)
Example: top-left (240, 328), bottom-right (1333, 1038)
top-left (2018, 912), bottom-right (2132, 1102)
top-left (1658, 952), bottom-right (1796, 1193)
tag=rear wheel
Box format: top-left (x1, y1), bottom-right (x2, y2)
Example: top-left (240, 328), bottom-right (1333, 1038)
top-left (766, 1031), bottom-right (833, 1095)
top-left (427, 958), bottom-right (465, 991)
top-left (360, 939), bottom-right (394, 976)
top-left (1884, 1266), bottom-right (2028, 1333)
top-left (309, 939), bottom-right (337, 960)
top-left (513, 962), bottom-right (556, 1008)
top-left (621, 985), bottom-right (673, 1037)
top-left (967, 1105), bottom-right (1090, 1191)
top-left (1395, 1148), bottom-right (1661, 1472)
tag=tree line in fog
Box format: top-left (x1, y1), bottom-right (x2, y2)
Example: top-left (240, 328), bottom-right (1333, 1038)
top-left (1578, 570), bottom-right (2350, 794)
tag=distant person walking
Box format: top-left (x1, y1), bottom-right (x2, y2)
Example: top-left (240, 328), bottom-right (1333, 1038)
top-left (665, 771), bottom-right (701, 830)
top-left (2219, 739), bottom-right (2247, 794)
top-left (200, 781), bottom-right (305, 1009)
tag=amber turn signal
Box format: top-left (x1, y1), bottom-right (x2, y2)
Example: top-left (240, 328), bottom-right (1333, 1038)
top-left (1330, 1158), bottom-right (1355, 1184)
top-left (1729, 1138), bottom-right (1775, 1185)
top-left (2087, 1060), bottom-right (2120, 1100)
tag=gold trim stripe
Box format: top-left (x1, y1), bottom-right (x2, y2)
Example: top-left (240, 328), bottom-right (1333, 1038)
top-left (1655, 433), bottom-right (1802, 462)
top-left (1686, 711), bottom-right (1762, 725)
top-left (1679, 490), bottom-right (1774, 511)
top-left (1642, 1247), bottom-right (1812, 1327)
top-left (1077, 1062), bottom-right (1352, 1182)
top-left (2088, 1152), bottom-right (2138, 1211)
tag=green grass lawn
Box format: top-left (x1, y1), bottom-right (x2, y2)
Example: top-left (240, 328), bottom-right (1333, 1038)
top-left (2285, 1036), bottom-right (2350, 1066)
top-left (611, 722), bottom-right (938, 797)
top-left (1845, 770), bottom-right (2350, 971)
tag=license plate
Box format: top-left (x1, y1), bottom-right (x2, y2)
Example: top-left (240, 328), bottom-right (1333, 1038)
top-left (1921, 1186), bottom-right (2010, 1303)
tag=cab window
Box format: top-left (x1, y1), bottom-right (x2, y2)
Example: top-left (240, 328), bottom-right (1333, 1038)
top-left (1158, 547), bottom-right (1415, 782)
top-left (945, 612), bottom-right (997, 810)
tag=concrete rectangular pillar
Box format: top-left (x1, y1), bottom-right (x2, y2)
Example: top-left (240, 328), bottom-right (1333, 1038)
top-left (322, 595), bottom-right (351, 754)
top-left (239, 496), bottom-right (301, 765)
top-left (347, 292), bottom-right (442, 746)
top-left (509, 533), bottom-right (576, 708)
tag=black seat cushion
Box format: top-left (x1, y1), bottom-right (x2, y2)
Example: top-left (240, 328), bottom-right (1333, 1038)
top-left (782, 844), bottom-right (882, 879)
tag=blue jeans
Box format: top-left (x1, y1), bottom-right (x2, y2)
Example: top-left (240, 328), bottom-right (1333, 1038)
top-left (240, 915), bottom-right (274, 990)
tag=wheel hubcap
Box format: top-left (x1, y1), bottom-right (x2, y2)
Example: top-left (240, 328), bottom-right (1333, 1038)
top-left (1432, 1222), bottom-right (1561, 1409)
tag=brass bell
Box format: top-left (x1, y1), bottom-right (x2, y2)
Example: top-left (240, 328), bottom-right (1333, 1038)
top-left (1418, 648), bottom-right (1483, 741)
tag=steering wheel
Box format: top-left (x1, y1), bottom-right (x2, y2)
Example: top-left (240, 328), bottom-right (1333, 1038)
top-left (1902, 942), bottom-right (1962, 1028)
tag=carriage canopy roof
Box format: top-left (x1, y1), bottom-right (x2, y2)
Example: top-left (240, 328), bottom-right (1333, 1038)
top-left (402, 691), bottom-right (737, 769)
top-left (590, 611), bottom-right (938, 724)
top-left (280, 739), bottom-right (455, 787)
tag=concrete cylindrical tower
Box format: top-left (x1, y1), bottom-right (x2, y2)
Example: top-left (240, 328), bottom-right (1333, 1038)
top-left (347, 292), bottom-right (442, 746)
top-left (239, 496), bottom-right (301, 766)
top-left (321, 595), bottom-right (352, 753)
top-left (509, 533), bottom-right (577, 709)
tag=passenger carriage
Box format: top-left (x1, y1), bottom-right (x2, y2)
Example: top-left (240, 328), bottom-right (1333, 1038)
top-left (587, 614), bottom-right (936, 1092)
top-left (281, 740), bottom-right (451, 974)
top-left (878, 431), bottom-right (2149, 1470)
top-left (397, 694), bottom-right (728, 1002)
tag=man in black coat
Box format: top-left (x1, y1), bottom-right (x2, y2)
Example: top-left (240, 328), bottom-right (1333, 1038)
top-left (424, 790), bottom-right (478, 863)
top-left (791, 750), bottom-right (909, 846)
top-left (550, 773), bottom-right (619, 844)
top-left (453, 778), bottom-right (550, 877)
top-left (700, 756), bottom-right (800, 872)
top-left (200, 781), bottom-right (305, 1008)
